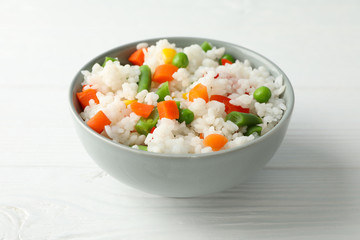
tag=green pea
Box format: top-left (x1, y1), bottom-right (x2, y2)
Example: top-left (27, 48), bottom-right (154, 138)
top-left (225, 112), bottom-right (262, 127)
top-left (156, 81), bottom-right (170, 102)
top-left (245, 125), bottom-right (262, 136)
top-left (175, 101), bottom-right (194, 124)
top-left (172, 52), bottom-right (189, 68)
top-left (178, 109), bottom-right (194, 124)
top-left (253, 86), bottom-right (272, 103)
top-left (102, 57), bottom-right (117, 67)
top-left (175, 101), bottom-right (181, 110)
top-left (201, 41), bottom-right (212, 52)
top-left (137, 145), bottom-right (148, 151)
top-left (137, 65), bottom-right (152, 93)
top-left (135, 109), bottom-right (159, 135)
top-left (219, 54), bottom-right (235, 65)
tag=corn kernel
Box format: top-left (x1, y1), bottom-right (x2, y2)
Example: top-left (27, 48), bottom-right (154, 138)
top-left (182, 93), bottom-right (188, 100)
top-left (123, 100), bottom-right (137, 106)
top-left (162, 48), bottom-right (177, 64)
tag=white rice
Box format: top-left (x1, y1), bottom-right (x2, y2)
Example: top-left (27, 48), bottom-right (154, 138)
top-left (79, 39), bottom-right (286, 154)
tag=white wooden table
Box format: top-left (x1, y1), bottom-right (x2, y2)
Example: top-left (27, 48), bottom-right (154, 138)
top-left (1, 0), bottom-right (360, 239)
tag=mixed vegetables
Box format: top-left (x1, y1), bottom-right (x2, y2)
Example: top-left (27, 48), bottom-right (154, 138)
top-left (76, 41), bottom-right (274, 152)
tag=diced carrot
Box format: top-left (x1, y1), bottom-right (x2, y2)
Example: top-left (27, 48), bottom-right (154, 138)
top-left (210, 95), bottom-right (249, 114)
top-left (203, 134), bottom-right (228, 151)
top-left (199, 133), bottom-right (204, 139)
top-left (76, 89), bottom-right (99, 109)
top-left (221, 59), bottom-right (233, 65)
top-left (128, 48), bottom-right (145, 66)
top-left (152, 64), bottom-right (178, 83)
top-left (87, 110), bottom-right (111, 134)
top-left (157, 100), bottom-right (179, 119)
top-left (130, 102), bottom-right (154, 118)
top-left (189, 83), bottom-right (209, 102)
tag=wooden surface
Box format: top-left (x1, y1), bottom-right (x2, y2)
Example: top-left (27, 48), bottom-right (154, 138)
top-left (1, 0), bottom-right (360, 239)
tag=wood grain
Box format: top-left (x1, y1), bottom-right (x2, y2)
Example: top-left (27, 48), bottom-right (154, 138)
top-left (1, 167), bottom-right (360, 240)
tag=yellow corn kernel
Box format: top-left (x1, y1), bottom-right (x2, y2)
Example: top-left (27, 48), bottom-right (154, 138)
top-left (182, 93), bottom-right (188, 100)
top-left (123, 100), bottom-right (137, 106)
top-left (162, 48), bottom-right (177, 64)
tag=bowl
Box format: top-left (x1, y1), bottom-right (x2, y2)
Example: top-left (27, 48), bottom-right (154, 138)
top-left (69, 37), bottom-right (294, 197)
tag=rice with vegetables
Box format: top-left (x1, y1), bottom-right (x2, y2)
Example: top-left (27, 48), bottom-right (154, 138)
top-left (76, 39), bottom-right (286, 154)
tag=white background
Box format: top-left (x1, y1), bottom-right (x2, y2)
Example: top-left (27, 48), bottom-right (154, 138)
top-left (1, 0), bottom-right (360, 239)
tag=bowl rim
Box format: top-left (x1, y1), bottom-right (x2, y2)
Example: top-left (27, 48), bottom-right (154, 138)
top-left (69, 36), bottom-right (295, 159)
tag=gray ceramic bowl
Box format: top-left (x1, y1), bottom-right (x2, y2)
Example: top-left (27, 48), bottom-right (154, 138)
top-left (69, 37), bottom-right (294, 197)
